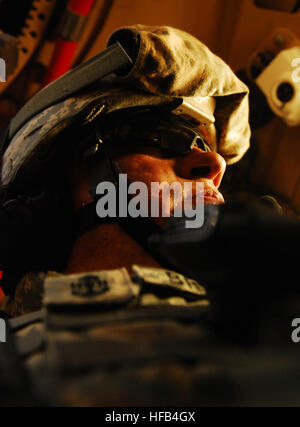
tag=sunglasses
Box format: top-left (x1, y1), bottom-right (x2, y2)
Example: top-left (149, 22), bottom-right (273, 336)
top-left (81, 109), bottom-right (214, 159)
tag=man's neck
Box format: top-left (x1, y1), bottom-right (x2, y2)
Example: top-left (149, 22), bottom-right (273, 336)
top-left (64, 222), bottom-right (162, 275)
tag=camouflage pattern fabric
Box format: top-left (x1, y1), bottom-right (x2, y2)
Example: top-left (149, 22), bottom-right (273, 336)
top-left (0, 271), bottom-right (58, 318)
top-left (6, 266), bottom-right (223, 406)
top-left (5, 266), bottom-right (300, 406)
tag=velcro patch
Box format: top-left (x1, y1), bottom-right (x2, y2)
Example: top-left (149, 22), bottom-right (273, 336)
top-left (132, 265), bottom-right (206, 300)
top-left (44, 268), bottom-right (135, 308)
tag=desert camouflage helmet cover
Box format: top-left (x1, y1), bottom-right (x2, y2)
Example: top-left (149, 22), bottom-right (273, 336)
top-left (0, 24), bottom-right (250, 189)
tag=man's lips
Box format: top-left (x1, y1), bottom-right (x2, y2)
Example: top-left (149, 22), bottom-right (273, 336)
top-left (162, 183), bottom-right (225, 217)
top-left (191, 187), bottom-right (224, 204)
top-left (203, 188), bottom-right (224, 204)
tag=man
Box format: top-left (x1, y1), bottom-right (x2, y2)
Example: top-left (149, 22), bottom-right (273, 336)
top-left (2, 25), bottom-right (300, 407)
top-left (0, 24), bottom-right (250, 315)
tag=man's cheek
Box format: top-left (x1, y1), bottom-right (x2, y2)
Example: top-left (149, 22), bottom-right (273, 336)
top-left (118, 156), bottom-right (167, 183)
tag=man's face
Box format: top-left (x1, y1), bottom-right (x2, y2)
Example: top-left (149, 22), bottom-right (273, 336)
top-left (111, 140), bottom-right (225, 220)
top-left (71, 112), bottom-right (226, 225)
top-left (105, 113), bottom-right (226, 225)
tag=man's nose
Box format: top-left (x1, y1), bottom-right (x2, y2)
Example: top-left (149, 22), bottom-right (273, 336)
top-left (176, 147), bottom-right (227, 188)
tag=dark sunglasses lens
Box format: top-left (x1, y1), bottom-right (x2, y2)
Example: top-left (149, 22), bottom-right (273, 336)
top-left (194, 136), bottom-right (211, 153)
top-left (97, 110), bottom-right (212, 155)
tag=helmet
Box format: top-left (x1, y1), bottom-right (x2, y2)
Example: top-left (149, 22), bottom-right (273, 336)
top-left (1, 24), bottom-right (251, 193)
